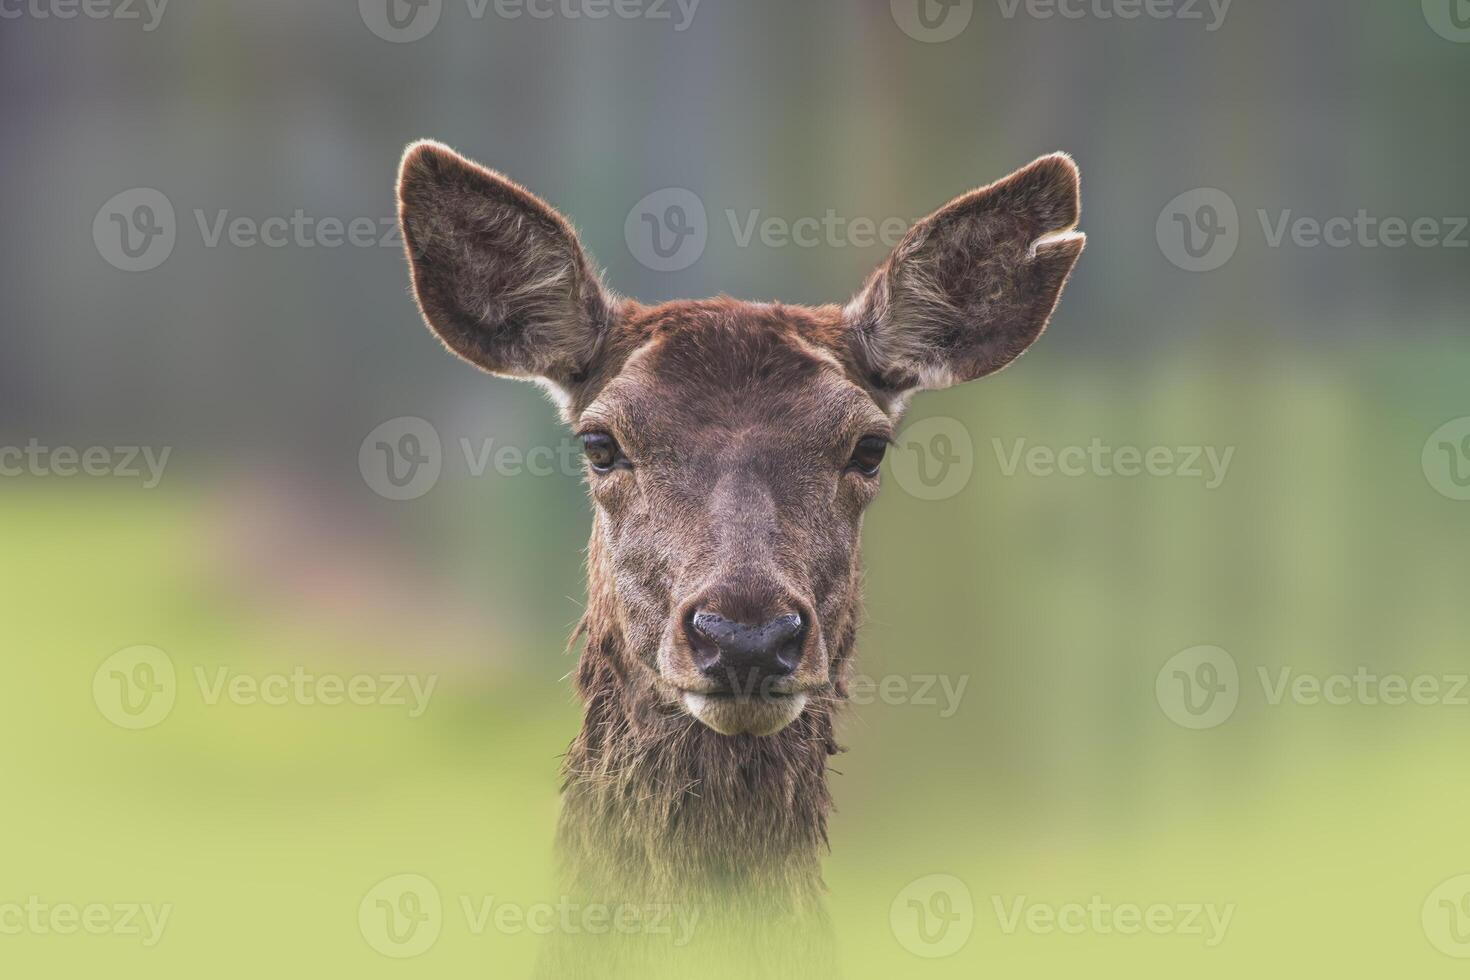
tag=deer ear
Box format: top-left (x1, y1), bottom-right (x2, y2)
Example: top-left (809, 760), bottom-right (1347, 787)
top-left (396, 140), bottom-right (612, 389)
top-left (846, 153), bottom-right (1084, 394)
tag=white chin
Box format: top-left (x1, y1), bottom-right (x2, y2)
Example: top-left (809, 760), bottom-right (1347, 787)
top-left (681, 692), bottom-right (808, 736)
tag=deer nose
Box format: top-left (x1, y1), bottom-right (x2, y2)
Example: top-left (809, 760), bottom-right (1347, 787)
top-left (685, 610), bottom-right (805, 690)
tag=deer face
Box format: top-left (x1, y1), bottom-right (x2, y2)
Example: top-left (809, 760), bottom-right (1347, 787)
top-left (569, 303), bottom-right (891, 736)
top-left (397, 141), bottom-right (1084, 736)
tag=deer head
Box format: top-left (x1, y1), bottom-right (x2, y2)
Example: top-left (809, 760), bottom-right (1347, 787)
top-left (397, 141), bottom-right (1083, 738)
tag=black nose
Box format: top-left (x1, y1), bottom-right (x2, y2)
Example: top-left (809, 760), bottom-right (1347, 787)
top-left (686, 610), bottom-right (805, 692)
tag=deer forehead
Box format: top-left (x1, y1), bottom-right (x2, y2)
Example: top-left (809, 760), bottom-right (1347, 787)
top-left (578, 313), bottom-right (893, 453)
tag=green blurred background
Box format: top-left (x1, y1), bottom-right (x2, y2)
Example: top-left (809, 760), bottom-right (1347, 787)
top-left (3, 1), bottom-right (1469, 975)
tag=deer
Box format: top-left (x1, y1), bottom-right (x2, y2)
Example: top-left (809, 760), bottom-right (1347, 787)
top-left (395, 141), bottom-right (1084, 976)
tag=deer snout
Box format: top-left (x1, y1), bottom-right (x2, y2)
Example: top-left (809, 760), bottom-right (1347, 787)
top-left (685, 610), bottom-right (805, 693)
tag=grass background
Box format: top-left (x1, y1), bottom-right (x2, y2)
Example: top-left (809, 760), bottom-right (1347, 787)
top-left (5, 348), bottom-right (1470, 976)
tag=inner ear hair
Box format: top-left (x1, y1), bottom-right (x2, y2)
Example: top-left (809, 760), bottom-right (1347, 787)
top-left (396, 140), bottom-right (613, 388)
top-left (847, 152), bottom-right (1085, 394)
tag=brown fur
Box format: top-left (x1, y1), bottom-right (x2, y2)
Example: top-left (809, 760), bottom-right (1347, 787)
top-left (557, 302), bottom-right (856, 904)
top-left (396, 140), bottom-right (1085, 972)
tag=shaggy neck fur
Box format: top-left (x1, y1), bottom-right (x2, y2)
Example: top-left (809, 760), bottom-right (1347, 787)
top-left (555, 540), bottom-right (849, 915)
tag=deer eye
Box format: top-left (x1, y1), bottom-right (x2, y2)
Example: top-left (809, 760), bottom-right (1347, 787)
top-left (848, 435), bottom-right (889, 477)
top-left (580, 432), bottom-right (626, 473)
